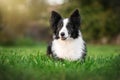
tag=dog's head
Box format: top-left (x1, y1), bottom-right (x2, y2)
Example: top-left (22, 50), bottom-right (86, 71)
top-left (50, 9), bottom-right (81, 40)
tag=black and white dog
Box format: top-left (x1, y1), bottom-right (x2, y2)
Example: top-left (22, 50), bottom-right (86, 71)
top-left (47, 9), bottom-right (87, 61)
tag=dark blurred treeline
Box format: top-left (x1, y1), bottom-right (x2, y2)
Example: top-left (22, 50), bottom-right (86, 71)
top-left (0, 0), bottom-right (120, 45)
top-left (59, 0), bottom-right (120, 44)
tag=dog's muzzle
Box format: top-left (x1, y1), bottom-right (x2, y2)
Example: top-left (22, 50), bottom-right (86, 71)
top-left (60, 32), bottom-right (67, 40)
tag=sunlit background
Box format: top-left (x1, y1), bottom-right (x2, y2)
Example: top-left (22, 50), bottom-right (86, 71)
top-left (0, 0), bottom-right (120, 45)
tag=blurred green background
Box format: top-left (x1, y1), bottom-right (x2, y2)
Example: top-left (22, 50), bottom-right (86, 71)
top-left (0, 0), bottom-right (120, 45)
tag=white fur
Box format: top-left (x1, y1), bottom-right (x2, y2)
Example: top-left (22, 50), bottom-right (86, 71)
top-left (52, 31), bottom-right (85, 61)
top-left (59, 18), bottom-right (69, 38)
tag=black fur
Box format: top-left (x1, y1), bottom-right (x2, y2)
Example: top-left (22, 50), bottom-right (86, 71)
top-left (82, 42), bottom-right (87, 60)
top-left (50, 11), bottom-right (62, 39)
top-left (68, 9), bottom-right (81, 39)
top-left (70, 9), bottom-right (81, 27)
top-left (47, 42), bottom-right (53, 57)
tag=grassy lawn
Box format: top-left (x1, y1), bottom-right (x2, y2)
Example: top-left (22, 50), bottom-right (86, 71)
top-left (0, 43), bottom-right (120, 80)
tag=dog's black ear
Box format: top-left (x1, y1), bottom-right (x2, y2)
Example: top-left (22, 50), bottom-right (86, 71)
top-left (70, 9), bottom-right (81, 27)
top-left (70, 9), bottom-right (80, 18)
top-left (50, 11), bottom-right (62, 30)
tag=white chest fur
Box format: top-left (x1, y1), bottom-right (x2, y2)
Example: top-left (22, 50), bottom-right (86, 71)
top-left (52, 37), bottom-right (85, 61)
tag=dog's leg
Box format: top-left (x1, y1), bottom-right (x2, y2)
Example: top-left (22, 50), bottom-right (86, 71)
top-left (81, 42), bottom-right (87, 63)
top-left (52, 54), bottom-right (64, 61)
top-left (47, 42), bottom-right (53, 57)
top-left (47, 44), bottom-right (64, 61)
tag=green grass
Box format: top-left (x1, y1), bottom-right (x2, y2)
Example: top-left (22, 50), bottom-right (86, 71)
top-left (0, 44), bottom-right (120, 80)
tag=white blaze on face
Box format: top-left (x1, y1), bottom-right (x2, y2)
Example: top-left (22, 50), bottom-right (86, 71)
top-left (59, 18), bottom-right (69, 38)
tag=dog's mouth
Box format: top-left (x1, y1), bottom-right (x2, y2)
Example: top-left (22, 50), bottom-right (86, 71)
top-left (61, 37), bottom-right (67, 40)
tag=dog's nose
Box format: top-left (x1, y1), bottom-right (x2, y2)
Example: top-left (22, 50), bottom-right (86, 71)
top-left (60, 32), bottom-right (65, 37)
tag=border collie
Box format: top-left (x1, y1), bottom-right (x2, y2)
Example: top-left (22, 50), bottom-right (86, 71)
top-left (47, 9), bottom-right (87, 61)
